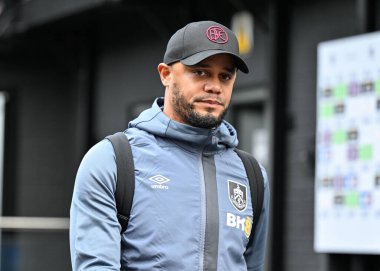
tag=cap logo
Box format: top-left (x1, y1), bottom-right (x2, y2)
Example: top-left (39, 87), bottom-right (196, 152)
top-left (206, 26), bottom-right (229, 44)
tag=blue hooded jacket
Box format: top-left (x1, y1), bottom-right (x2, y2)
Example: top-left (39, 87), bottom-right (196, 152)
top-left (70, 97), bottom-right (270, 271)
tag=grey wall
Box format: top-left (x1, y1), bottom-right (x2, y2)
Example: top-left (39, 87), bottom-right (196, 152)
top-left (0, 48), bottom-right (82, 270)
top-left (95, 35), bottom-right (166, 139)
top-left (0, 61), bottom-right (78, 217)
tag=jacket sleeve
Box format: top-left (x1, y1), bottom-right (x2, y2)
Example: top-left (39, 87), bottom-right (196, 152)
top-left (244, 163), bottom-right (270, 271)
top-left (70, 139), bottom-right (121, 270)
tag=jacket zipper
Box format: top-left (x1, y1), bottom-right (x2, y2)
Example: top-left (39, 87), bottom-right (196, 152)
top-left (198, 151), bottom-right (206, 271)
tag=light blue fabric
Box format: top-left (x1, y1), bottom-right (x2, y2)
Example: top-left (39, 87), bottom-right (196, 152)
top-left (70, 97), bottom-right (270, 271)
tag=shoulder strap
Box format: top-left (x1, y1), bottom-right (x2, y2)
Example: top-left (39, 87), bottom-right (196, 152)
top-left (235, 149), bottom-right (265, 248)
top-left (106, 132), bottom-right (135, 234)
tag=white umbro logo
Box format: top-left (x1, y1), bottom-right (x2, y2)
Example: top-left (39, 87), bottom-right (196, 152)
top-left (149, 175), bottom-right (170, 184)
top-left (149, 175), bottom-right (170, 189)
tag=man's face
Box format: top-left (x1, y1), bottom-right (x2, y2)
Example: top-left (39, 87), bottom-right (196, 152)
top-left (160, 54), bottom-right (237, 129)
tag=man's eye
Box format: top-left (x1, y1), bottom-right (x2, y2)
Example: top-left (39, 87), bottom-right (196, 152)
top-left (221, 74), bottom-right (232, 81)
top-left (194, 70), bottom-right (206, 76)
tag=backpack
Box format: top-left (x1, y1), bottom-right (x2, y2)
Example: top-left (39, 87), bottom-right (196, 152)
top-left (106, 131), bottom-right (264, 248)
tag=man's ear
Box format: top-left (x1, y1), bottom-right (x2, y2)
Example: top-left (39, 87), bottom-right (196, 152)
top-left (157, 63), bottom-right (172, 87)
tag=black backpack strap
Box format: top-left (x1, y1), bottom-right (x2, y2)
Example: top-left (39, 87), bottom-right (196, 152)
top-left (235, 149), bottom-right (265, 248)
top-left (106, 132), bottom-right (135, 234)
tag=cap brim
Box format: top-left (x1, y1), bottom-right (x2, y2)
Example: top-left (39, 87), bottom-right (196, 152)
top-left (180, 50), bottom-right (249, 73)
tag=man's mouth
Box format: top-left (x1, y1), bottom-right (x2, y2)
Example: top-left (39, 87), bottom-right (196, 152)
top-left (196, 99), bottom-right (223, 107)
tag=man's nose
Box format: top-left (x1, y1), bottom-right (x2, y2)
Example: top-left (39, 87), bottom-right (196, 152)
top-left (204, 77), bottom-right (222, 94)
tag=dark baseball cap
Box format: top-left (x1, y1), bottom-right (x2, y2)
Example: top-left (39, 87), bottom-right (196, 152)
top-left (163, 21), bottom-right (249, 73)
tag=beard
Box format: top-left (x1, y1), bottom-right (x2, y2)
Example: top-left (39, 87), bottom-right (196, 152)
top-left (171, 83), bottom-right (229, 129)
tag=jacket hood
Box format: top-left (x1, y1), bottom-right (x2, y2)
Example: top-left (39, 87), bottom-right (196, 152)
top-left (128, 97), bottom-right (238, 153)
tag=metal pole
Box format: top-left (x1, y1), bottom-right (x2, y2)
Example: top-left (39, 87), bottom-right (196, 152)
top-left (0, 92), bottom-right (7, 270)
top-left (356, 0), bottom-right (375, 33)
top-left (269, 0), bottom-right (289, 270)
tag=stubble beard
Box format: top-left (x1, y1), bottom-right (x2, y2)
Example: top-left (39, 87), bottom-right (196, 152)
top-left (171, 83), bottom-right (228, 129)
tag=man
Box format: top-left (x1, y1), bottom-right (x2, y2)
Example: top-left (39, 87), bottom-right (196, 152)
top-left (70, 20), bottom-right (270, 271)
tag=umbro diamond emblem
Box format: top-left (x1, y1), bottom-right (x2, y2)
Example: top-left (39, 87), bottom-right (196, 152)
top-left (149, 175), bottom-right (170, 189)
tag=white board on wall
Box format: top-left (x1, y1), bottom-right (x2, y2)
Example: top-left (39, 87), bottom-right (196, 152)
top-left (314, 31), bottom-right (380, 254)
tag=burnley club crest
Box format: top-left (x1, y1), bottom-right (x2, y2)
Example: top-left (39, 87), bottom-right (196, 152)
top-left (228, 180), bottom-right (247, 212)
